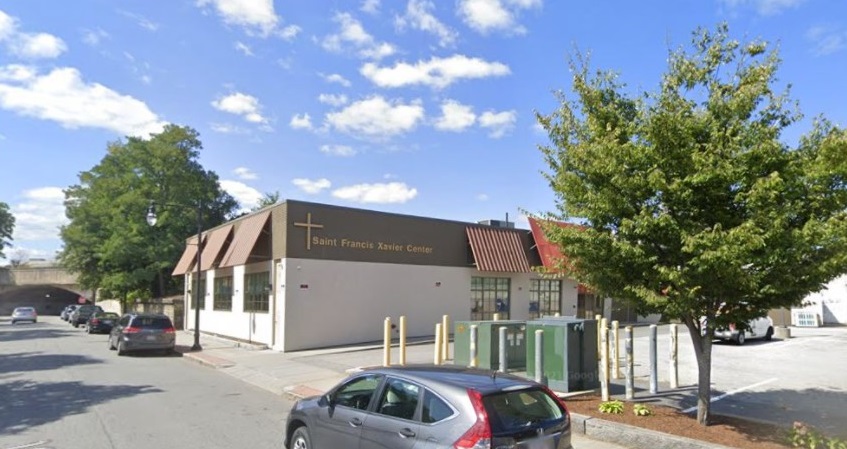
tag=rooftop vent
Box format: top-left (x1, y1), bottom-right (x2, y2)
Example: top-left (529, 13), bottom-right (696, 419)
top-left (477, 219), bottom-right (514, 229)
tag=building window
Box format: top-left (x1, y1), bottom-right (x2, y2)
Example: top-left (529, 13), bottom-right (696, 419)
top-left (244, 272), bottom-right (270, 313)
top-left (471, 277), bottom-right (510, 320)
top-left (529, 279), bottom-right (562, 319)
top-left (213, 276), bottom-right (233, 311)
top-left (190, 276), bottom-right (206, 310)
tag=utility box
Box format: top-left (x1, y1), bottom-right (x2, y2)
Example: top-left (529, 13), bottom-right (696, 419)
top-left (526, 317), bottom-right (599, 392)
top-left (454, 320), bottom-right (527, 370)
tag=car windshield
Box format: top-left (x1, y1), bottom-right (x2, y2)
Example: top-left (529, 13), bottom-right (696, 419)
top-left (132, 317), bottom-right (173, 329)
top-left (483, 388), bottom-right (565, 434)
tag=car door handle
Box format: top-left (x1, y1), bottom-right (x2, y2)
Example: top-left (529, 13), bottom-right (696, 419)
top-left (398, 428), bottom-right (416, 438)
top-left (349, 417), bottom-right (363, 427)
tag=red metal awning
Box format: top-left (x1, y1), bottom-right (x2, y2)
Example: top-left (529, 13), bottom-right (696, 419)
top-left (198, 224), bottom-right (233, 270)
top-left (528, 217), bottom-right (573, 272)
top-left (466, 226), bottom-right (532, 273)
top-left (171, 235), bottom-right (204, 276)
top-left (219, 211), bottom-right (271, 268)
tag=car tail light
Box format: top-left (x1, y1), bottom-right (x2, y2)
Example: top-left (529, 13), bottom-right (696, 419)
top-left (124, 326), bottom-right (142, 334)
top-left (541, 385), bottom-right (571, 425)
top-left (163, 327), bottom-right (175, 334)
top-left (91, 319), bottom-right (100, 325)
top-left (453, 389), bottom-right (491, 449)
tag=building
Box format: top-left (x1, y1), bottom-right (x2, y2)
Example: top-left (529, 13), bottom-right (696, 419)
top-left (172, 200), bottom-right (598, 352)
top-left (791, 275), bottom-right (847, 326)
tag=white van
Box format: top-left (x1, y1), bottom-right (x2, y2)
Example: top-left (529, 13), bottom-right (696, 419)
top-left (714, 315), bottom-right (774, 345)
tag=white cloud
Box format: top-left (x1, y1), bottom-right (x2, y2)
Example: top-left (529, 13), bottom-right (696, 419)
top-left (806, 25), bottom-right (847, 56)
top-left (290, 113), bottom-right (313, 130)
top-left (292, 178), bottom-right (332, 194)
top-left (212, 92), bottom-right (267, 124)
top-left (233, 167), bottom-right (258, 180)
top-left (396, 0), bottom-right (458, 47)
top-left (434, 100), bottom-right (476, 131)
top-left (320, 144), bottom-right (357, 157)
top-left (479, 109), bottom-right (517, 138)
top-left (210, 122), bottom-right (248, 134)
top-left (325, 96), bottom-right (424, 140)
top-left (318, 93), bottom-right (349, 106)
top-left (322, 12), bottom-right (396, 60)
top-left (720, 0), bottom-right (806, 15)
top-left (234, 41), bottom-right (254, 56)
top-left (11, 187), bottom-right (67, 241)
top-left (0, 10), bottom-right (15, 41)
top-left (457, 0), bottom-right (541, 34)
top-left (0, 11), bottom-right (67, 59)
top-left (0, 64), bottom-right (165, 136)
top-left (320, 73), bottom-right (352, 87)
top-left (361, 54), bottom-right (510, 89)
top-left (196, 0), bottom-right (300, 39)
top-left (361, 0), bottom-right (381, 14)
top-left (118, 10), bottom-right (159, 31)
top-left (332, 182), bottom-right (418, 204)
top-left (220, 180), bottom-right (263, 210)
top-left (82, 28), bottom-right (109, 46)
top-left (476, 193), bottom-right (489, 201)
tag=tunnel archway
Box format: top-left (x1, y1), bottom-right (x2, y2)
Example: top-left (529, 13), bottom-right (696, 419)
top-left (0, 285), bottom-right (87, 316)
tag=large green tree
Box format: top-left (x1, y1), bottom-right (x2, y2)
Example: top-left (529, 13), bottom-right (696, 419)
top-left (60, 125), bottom-right (238, 307)
top-left (0, 202), bottom-right (14, 260)
top-left (537, 24), bottom-right (847, 425)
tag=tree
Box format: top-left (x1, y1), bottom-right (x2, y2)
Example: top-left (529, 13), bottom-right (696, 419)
top-left (252, 191), bottom-right (281, 211)
top-left (537, 24), bottom-right (847, 425)
top-left (60, 125), bottom-right (238, 308)
top-left (0, 202), bottom-right (14, 260)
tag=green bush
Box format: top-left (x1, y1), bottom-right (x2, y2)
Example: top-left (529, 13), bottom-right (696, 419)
top-left (598, 400), bottom-right (624, 414)
top-left (633, 404), bottom-right (653, 416)
top-left (788, 422), bottom-right (847, 449)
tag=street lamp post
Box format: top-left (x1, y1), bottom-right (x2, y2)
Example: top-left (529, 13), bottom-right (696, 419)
top-left (147, 201), bottom-right (203, 351)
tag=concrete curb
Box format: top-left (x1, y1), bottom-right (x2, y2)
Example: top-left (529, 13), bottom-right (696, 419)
top-left (570, 413), bottom-right (736, 449)
top-left (179, 350), bottom-right (235, 369)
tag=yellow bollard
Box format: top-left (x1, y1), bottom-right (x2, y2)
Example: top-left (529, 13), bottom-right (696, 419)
top-left (612, 320), bottom-right (620, 379)
top-left (442, 314), bottom-right (450, 361)
top-left (434, 323), bottom-right (443, 365)
top-left (595, 314), bottom-right (602, 360)
top-left (493, 313), bottom-right (500, 321)
top-left (399, 316), bottom-right (407, 366)
top-left (383, 317), bottom-right (391, 367)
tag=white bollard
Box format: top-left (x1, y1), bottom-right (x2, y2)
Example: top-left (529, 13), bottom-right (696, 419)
top-left (669, 323), bottom-right (679, 389)
top-left (399, 316), bottom-right (407, 366)
top-left (434, 323), bottom-right (443, 365)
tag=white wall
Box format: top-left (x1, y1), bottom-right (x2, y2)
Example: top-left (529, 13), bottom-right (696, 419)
top-left (798, 275), bottom-right (847, 325)
top-left (280, 258), bottom-right (581, 352)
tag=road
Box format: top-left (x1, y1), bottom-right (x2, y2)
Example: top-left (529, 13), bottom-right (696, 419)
top-left (0, 316), bottom-right (289, 449)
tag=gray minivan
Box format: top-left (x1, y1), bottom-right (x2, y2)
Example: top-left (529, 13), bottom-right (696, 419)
top-left (108, 313), bottom-right (176, 355)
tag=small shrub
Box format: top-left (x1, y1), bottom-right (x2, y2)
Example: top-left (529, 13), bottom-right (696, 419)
top-left (633, 404), bottom-right (653, 417)
top-left (788, 421), bottom-right (847, 449)
top-left (598, 400), bottom-right (624, 414)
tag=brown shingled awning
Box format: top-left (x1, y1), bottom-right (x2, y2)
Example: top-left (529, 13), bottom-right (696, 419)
top-left (466, 226), bottom-right (532, 273)
top-left (171, 235), bottom-right (204, 276)
top-left (199, 224), bottom-right (233, 271)
top-left (219, 211), bottom-right (271, 268)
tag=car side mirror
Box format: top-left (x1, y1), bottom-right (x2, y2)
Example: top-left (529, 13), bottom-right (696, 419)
top-left (319, 393), bottom-right (333, 408)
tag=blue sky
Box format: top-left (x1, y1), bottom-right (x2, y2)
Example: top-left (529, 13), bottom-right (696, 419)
top-left (1, 0), bottom-right (845, 263)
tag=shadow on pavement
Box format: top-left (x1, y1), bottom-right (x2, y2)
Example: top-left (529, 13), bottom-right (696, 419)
top-left (0, 379), bottom-right (163, 434)
top-left (0, 324), bottom-right (78, 342)
top-left (0, 351), bottom-right (103, 373)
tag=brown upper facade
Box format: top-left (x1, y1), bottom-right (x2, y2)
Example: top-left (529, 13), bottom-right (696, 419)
top-left (172, 200), bottom-right (574, 276)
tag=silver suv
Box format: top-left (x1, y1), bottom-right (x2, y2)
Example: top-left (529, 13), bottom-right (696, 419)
top-left (285, 365), bottom-right (572, 449)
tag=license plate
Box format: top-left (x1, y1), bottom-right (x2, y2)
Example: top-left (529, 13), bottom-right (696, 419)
top-left (103, 320), bottom-right (113, 325)
top-left (145, 335), bottom-right (157, 341)
top-left (526, 437), bottom-right (555, 449)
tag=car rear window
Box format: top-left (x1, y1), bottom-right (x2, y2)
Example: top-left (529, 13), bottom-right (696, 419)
top-left (131, 317), bottom-right (173, 329)
top-left (482, 388), bottom-right (565, 433)
top-left (15, 307), bottom-right (35, 312)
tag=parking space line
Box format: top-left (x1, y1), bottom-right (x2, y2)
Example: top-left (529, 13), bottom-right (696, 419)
top-left (682, 377), bottom-right (778, 413)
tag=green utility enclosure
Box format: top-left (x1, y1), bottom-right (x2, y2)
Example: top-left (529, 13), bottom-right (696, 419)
top-left (525, 317), bottom-right (599, 392)
top-left (453, 320), bottom-right (527, 370)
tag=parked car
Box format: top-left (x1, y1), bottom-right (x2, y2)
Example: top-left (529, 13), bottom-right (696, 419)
top-left (11, 307), bottom-right (38, 324)
top-left (108, 313), bottom-right (176, 355)
top-left (69, 305), bottom-right (104, 327)
top-left (714, 315), bottom-right (774, 345)
top-left (284, 365), bottom-right (573, 449)
top-left (87, 311), bottom-right (120, 334)
top-left (61, 305), bottom-right (80, 321)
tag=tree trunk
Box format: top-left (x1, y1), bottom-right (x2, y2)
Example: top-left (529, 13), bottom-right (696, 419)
top-left (157, 268), bottom-right (165, 299)
top-left (683, 317), bottom-right (713, 425)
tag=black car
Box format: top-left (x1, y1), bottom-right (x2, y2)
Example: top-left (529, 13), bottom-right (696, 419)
top-left (108, 313), bottom-right (176, 355)
top-left (86, 311), bottom-right (120, 334)
top-left (285, 365), bottom-right (572, 449)
top-left (69, 305), bottom-right (103, 327)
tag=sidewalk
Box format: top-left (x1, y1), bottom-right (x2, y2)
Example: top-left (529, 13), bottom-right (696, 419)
top-left (174, 331), bottom-right (732, 449)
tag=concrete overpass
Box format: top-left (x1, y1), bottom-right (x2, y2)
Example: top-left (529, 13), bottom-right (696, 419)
top-left (0, 265), bottom-right (94, 316)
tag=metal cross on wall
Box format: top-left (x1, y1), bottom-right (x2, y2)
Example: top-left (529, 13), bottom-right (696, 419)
top-left (294, 212), bottom-right (324, 250)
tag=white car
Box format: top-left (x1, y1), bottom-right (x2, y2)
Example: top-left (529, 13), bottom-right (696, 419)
top-left (714, 315), bottom-right (774, 345)
top-left (11, 306), bottom-right (38, 324)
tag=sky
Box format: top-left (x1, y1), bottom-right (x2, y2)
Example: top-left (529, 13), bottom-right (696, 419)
top-left (1, 0), bottom-right (845, 264)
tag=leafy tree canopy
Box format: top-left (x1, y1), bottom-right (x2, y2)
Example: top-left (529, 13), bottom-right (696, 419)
top-left (253, 191), bottom-right (281, 211)
top-left (0, 202), bottom-right (14, 260)
top-left (60, 125), bottom-right (238, 301)
top-left (537, 23), bottom-right (847, 424)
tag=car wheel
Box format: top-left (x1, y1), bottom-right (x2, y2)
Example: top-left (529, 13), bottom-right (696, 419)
top-left (117, 341), bottom-right (126, 356)
top-left (11, 320), bottom-right (16, 325)
top-left (291, 426), bottom-right (311, 449)
top-left (735, 332), bottom-right (746, 345)
top-left (765, 327), bottom-right (774, 341)
top-left (73, 321), bottom-right (79, 328)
